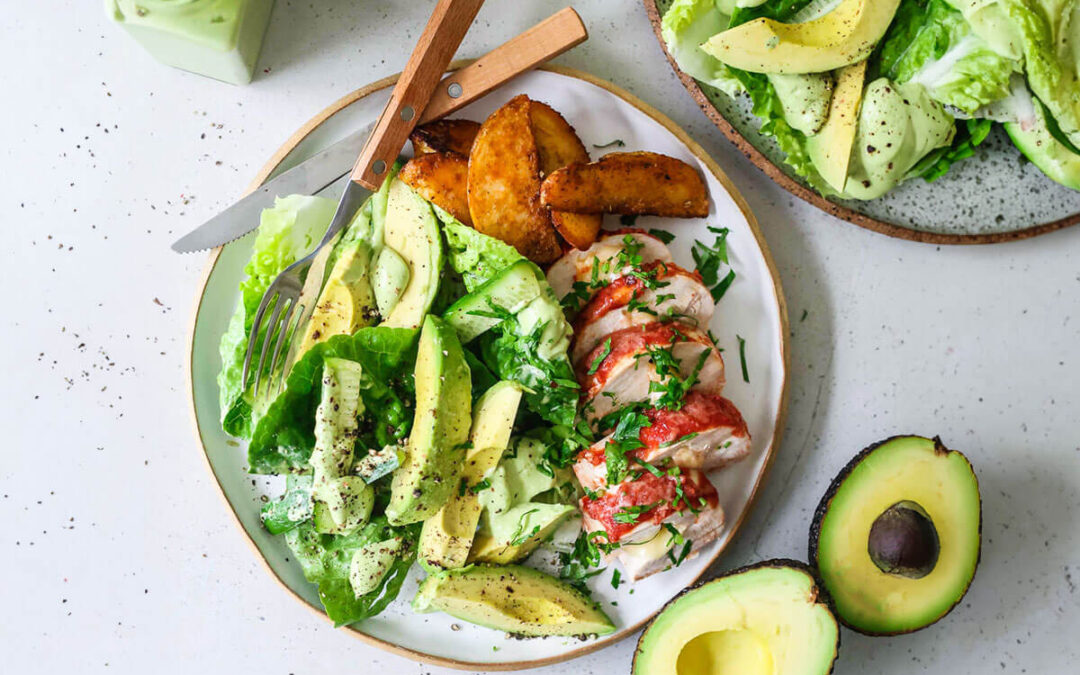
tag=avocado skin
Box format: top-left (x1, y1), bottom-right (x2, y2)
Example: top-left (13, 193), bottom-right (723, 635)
top-left (807, 435), bottom-right (983, 636)
top-left (632, 558), bottom-right (840, 674)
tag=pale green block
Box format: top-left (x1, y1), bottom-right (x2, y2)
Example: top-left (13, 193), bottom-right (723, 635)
top-left (106, 1), bottom-right (274, 85)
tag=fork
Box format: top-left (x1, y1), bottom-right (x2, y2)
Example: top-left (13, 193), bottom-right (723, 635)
top-left (241, 6), bottom-right (590, 397)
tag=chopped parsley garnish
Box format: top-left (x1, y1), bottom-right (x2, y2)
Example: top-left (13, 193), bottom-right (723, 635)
top-left (647, 345), bottom-right (710, 410)
top-left (660, 431), bottom-right (698, 448)
top-left (509, 508), bottom-right (541, 546)
top-left (610, 568), bottom-right (622, 589)
top-left (663, 522), bottom-right (685, 546)
top-left (667, 539), bottom-right (693, 567)
top-left (605, 407), bottom-right (651, 484)
top-left (692, 226), bottom-right (737, 302)
top-left (470, 478), bottom-right (491, 494)
top-left (800, 309), bottom-right (809, 322)
top-left (634, 456), bottom-right (664, 477)
top-left (626, 295), bottom-right (658, 317)
top-left (613, 500), bottom-right (664, 524)
top-left (593, 139), bottom-right (626, 149)
top-left (648, 228), bottom-right (675, 244)
top-left (737, 334), bottom-right (749, 383)
top-left (587, 337), bottom-right (613, 375)
top-left (558, 530), bottom-right (618, 594)
top-left (560, 281), bottom-right (591, 314)
top-left (620, 214), bottom-right (638, 226)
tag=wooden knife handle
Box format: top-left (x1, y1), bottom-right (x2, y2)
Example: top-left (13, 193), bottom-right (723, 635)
top-left (352, 0), bottom-right (486, 189)
top-left (418, 7), bottom-right (589, 124)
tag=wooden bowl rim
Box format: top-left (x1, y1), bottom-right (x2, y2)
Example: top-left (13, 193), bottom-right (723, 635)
top-left (184, 62), bottom-right (791, 670)
top-left (642, 0), bottom-right (1080, 245)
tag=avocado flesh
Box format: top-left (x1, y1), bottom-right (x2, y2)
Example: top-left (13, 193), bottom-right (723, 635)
top-left (418, 381), bottom-right (523, 568)
top-left (413, 564), bottom-right (615, 637)
top-left (810, 436), bottom-right (981, 635)
top-left (386, 316), bottom-right (472, 525)
top-left (633, 561), bottom-right (839, 675)
top-left (467, 502), bottom-right (576, 564)
top-left (806, 60), bottom-right (868, 192)
top-left (1006, 104), bottom-right (1080, 191)
top-left (702, 0), bottom-right (902, 74)
top-left (381, 179), bottom-right (443, 329)
top-left (295, 243), bottom-right (377, 357)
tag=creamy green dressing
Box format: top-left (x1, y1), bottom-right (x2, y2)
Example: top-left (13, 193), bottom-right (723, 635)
top-left (768, 72), bottom-right (835, 134)
top-left (109, 0), bottom-right (247, 50)
top-left (843, 79), bottom-right (956, 200)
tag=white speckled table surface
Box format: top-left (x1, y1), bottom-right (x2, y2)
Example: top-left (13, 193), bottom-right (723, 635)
top-left (3, 1), bottom-right (1078, 673)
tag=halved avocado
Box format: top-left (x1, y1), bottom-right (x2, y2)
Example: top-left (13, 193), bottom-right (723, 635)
top-left (809, 435), bottom-right (981, 635)
top-left (633, 560), bottom-right (840, 675)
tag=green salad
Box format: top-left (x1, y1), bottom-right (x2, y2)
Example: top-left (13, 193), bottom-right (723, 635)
top-left (661, 0), bottom-right (1080, 197)
top-left (216, 167), bottom-right (613, 636)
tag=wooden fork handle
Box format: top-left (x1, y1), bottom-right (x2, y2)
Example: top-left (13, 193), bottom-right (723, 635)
top-left (418, 7), bottom-right (589, 124)
top-left (352, 0), bottom-right (486, 189)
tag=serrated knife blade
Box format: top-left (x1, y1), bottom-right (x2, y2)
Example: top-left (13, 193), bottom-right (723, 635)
top-left (170, 121), bottom-right (374, 253)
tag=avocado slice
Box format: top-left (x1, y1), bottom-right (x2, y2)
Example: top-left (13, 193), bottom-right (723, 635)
top-left (809, 435), bottom-right (981, 635)
top-left (295, 242), bottom-right (377, 357)
top-left (1006, 103), bottom-right (1080, 191)
top-left (419, 381), bottom-right (523, 569)
top-left (468, 502), bottom-right (575, 564)
top-left (386, 316), bottom-right (472, 525)
top-left (381, 179), bottom-right (443, 329)
top-left (413, 564), bottom-right (615, 637)
top-left (633, 560), bottom-right (839, 675)
top-left (702, 0), bottom-right (901, 74)
top-left (806, 61), bottom-right (868, 192)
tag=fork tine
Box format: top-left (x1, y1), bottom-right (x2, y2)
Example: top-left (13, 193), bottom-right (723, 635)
top-left (253, 297), bottom-right (285, 397)
top-left (242, 288), bottom-right (278, 390)
top-left (265, 299), bottom-right (297, 397)
top-left (274, 302), bottom-right (307, 395)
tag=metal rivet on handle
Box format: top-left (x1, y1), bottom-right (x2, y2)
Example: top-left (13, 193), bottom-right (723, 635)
top-left (400, 106), bottom-right (415, 122)
top-left (372, 160), bottom-right (386, 175)
top-left (447, 82), bottom-right (463, 98)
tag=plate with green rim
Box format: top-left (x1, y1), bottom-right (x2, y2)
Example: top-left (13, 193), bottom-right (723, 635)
top-left (644, 0), bottom-right (1080, 244)
top-left (185, 64), bottom-right (789, 670)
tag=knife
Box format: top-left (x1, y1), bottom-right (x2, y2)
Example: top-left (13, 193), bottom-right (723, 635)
top-left (171, 7), bottom-right (588, 253)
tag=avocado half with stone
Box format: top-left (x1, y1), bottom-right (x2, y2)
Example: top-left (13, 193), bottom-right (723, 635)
top-left (809, 435), bottom-right (981, 635)
top-left (633, 560), bottom-right (839, 675)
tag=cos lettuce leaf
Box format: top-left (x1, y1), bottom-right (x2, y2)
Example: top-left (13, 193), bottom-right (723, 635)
top-left (218, 195), bottom-right (339, 439)
top-left (660, 0), bottom-right (745, 96)
top-left (878, 0), bottom-right (1019, 114)
top-left (247, 327), bottom-right (418, 474)
top-left (284, 517), bottom-right (419, 626)
top-left (908, 117), bottom-right (994, 181)
top-left (434, 206), bottom-right (524, 292)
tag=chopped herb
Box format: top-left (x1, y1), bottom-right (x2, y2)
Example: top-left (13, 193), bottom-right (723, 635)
top-left (634, 456), bottom-right (664, 477)
top-left (587, 338), bottom-right (613, 375)
top-left (610, 569), bottom-right (622, 589)
top-left (737, 334), bottom-right (749, 382)
top-left (647, 346), bottom-right (709, 410)
top-left (663, 522), bottom-right (685, 546)
top-left (593, 139), bottom-right (626, 149)
top-left (509, 508), bottom-right (541, 546)
top-left (613, 500), bottom-right (664, 524)
top-left (674, 539), bottom-right (693, 566)
top-left (626, 295), bottom-right (659, 317)
top-left (800, 309), bottom-right (809, 322)
top-left (648, 228), bottom-right (675, 244)
top-left (660, 431), bottom-right (698, 448)
top-left (691, 227), bottom-right (736, 302)
top-left (558, 530), bottom-right (617, 594)
top-left (604, 407), bottom-right (651, 484)
top-left (561, 281), bottom-right (591, 314)
top-left (620, 214), bottom-right (638, 226)
top-left (469, 478), bottom-right (492, 494)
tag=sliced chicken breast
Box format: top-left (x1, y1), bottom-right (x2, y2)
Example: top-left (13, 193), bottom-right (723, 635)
top-left (578, 468), bottom-right (724, 580)
top-left (573, 391), bottom-right (751, 491)
top-left (578, 321), bottom-right (725, 423)
top-left (546, 229), bottom-right (673, 303)
top-left (612, 506), bottom-right (726, 580)
top-left (571, 262), bottom-right (713, 366)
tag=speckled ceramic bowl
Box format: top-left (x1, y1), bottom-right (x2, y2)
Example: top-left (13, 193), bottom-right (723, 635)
top-left (645, 0), bottom-right (1080, 244)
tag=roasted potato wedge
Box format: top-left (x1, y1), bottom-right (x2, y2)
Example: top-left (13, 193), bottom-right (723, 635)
top-left (467, 95), bottom-right (561, 263)
top-left (540, 151), bottom-right (709, 218)
top-left (530, 101), bottom-right (601, 250)
top-left (398, 152), bottom-right (472, 227)
top-left (409, 119), bottom-right (481, 157)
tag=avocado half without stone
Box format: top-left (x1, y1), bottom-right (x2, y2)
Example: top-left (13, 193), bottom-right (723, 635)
top-left (633, 560), bottom-right (840, 675)
top-left (809, 435), bottom-right (981, 635)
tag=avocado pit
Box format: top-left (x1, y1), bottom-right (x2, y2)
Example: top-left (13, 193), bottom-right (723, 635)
top-left (868, 500), bottom-right (939, 579)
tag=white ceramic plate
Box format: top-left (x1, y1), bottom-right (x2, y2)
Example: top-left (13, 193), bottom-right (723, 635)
top-left (186, 66), bottom-right (789, 670)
